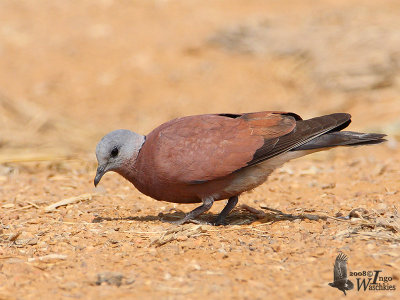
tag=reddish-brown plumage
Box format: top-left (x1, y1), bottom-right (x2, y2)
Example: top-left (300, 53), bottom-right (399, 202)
top-left (121, 112), bottom-right (298, 203)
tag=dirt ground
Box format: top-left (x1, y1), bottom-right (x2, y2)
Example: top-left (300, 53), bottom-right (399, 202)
top-left (1, 0), bottom-right (400, 299)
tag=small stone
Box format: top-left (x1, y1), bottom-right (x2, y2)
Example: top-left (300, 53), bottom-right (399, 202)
top-left (96, 272), bottom-right (124, 287)
top-left (26, 237), bottom-right (38, 245)
top-left (377, 203), bottom-right (387, 210)
top-left (349, 208), bottom-right (368, 219)
top-left (321, 183), bottom-right (336, 189)
top-left (176, 235), bottom-right (188, 242)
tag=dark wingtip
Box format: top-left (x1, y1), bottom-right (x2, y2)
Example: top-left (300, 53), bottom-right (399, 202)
top-left (326, 113), bottom-right (352, 132)
top-left (354, 138), bottom-right (387, 146)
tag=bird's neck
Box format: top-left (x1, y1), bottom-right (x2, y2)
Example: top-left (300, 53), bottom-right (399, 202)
top-left (116, 141), bottom-right (149, 191)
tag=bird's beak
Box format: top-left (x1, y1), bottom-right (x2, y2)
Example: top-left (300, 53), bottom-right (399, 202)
top-left (94, 165), bottom-right (106, 187)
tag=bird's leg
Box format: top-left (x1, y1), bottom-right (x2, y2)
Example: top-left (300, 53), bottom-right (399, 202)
top-left (168, 197), bottom-right (214, 225)
top-left (213, 196), bottom-right (238, 226)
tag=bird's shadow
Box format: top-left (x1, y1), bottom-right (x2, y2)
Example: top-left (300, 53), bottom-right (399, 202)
top-left (91, 205), bottom-right (333, 225)
top-left (92, 215), bottom-right (160, 223)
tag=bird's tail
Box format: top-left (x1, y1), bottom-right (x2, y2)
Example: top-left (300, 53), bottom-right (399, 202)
top-left (294, 131), bottom-right (386, 151)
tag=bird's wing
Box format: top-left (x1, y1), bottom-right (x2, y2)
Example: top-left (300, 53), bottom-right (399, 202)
top-left (334, 253), bottom-right (349, 281)
top-left (148, 111), bottom-right (350, 184)
top-left (148, 111), bottom-right (295, 183)
top-left (244, 112), bottom-right (351, 167)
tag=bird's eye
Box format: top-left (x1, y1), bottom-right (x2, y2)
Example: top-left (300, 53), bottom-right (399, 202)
top-left (110, 147), bottom-right (119, 157)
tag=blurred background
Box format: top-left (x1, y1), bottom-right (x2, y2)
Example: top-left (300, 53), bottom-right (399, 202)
top-left (1, 2), bottom-right (399, 298)
top-left (0, 0), bottom-right (399, 161)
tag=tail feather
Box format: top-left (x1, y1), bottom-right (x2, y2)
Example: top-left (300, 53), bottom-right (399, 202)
top-left (293, 131), bottom-right (386, 151)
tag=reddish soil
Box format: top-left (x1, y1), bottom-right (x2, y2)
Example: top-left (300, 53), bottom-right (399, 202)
top-left (0, 1), bottom-right (399, 299)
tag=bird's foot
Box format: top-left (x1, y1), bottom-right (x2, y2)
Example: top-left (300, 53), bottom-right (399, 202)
top-left (159, 196), bottom-right (236, 226)
top-left (159, 215), bottom-right (188, 225)
top-left (189, 219), bottom-right (214, 226)
top-left (160, 215), bottom-right (224, 226)
top-left (212, 217), bottom-right (228, 226)
top-left (160, 197), bottom-right (215, 225)
top-left (179, 218), bottom-right (228, 226)
top-left (161, 217), bottom-right (213, 226)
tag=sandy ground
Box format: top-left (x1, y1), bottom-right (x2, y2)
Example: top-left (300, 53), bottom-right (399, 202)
top-left (0, 0), bottom-right (399, 299)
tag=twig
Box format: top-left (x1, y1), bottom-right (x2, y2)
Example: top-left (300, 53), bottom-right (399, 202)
top-left (45, 193), bottom-right (93, 212)
top-left (11, 204), bottom-right (34, 211)
top-left (27, 201), bottom-right (40, 209)
top-left (8, 231), bottom-right (21, 242)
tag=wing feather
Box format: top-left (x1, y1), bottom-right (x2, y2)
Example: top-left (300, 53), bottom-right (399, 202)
top-left (147, 112), bottom-right (351, 184)
top-left (334, 253), bottom-right (349, 281)
top-left (149, 112), bottom-right (296, 183)
top-left (246, 113), bottom-right (351, 167)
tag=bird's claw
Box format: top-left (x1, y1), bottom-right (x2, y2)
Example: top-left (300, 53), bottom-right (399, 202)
top-left (212, 219), bottom-right (228, 226)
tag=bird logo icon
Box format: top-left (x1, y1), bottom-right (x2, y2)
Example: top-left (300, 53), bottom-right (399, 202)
top-left (329, 252), bottom-right (354, 295)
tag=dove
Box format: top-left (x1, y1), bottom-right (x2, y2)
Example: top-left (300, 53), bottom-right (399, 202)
top-left (94, 111), bottom-right (385, 225)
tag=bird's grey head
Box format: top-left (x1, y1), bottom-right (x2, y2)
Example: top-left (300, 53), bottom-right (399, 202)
top-left (94, 129), bottom-right (145, 186)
